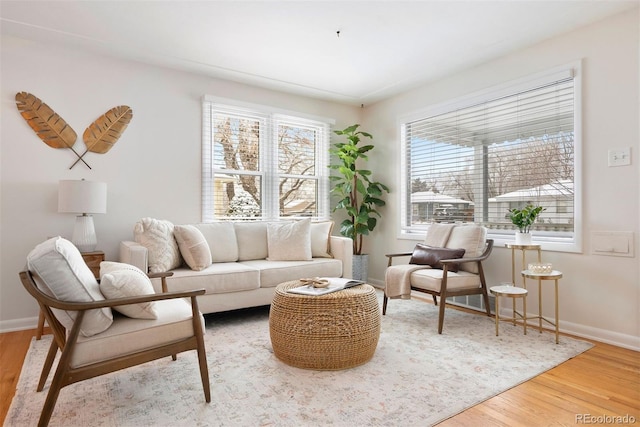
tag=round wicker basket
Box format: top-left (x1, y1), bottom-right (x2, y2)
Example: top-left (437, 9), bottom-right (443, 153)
top-left (269, 280), bottom-right (381, 370)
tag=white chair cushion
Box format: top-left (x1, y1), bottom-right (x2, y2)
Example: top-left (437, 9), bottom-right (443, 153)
top-left (133, 217), bottom-right (182, 273)
top-left (26, 237), bottom-right (113, 337)
top-left (310, 221), bottom-right (334, 258)
top-left (99, 262), bottom-right (158, 319)
top-left (446, 225), bottom-right (487, 273)
top-left (267, 219), bottom-right (312, 261)
top-left (194, 222), bottom-right (239, 263)
top-left (410, 268), bottom-right (481, 292)
top-left (71, 298), bottom-right (203, 368)
top-left (174, 225), bottom-right (212, 271)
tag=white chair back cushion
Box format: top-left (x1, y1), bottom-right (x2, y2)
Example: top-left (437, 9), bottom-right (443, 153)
top-left (446, 225), bottom-right (487, 273)
top-left (26, 237), bottom-right (113, 337)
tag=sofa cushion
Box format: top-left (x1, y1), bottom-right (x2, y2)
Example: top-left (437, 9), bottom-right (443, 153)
top-left (26, 237), bottom-right (113, 337)
top-left (239, 258), bottom-right (343, 288)
top-left (174, 225), bottom-right (212, 271)
top-left (311, 221), bottom-right (334, 258)
top-left (194, 222), bottom-right (239, 263)
top-left (99, 261), bottom-right (158, 319)
top-left (267, 219), bottom-right (312, 261)
top-left (150, 264), bottom-right (260, 295)
top-left (133, 218), bottom-right (182, 273)
top-left (446, 225), bottom-right (487, 273)
top-left (234, 222), bottom-right (269, 261)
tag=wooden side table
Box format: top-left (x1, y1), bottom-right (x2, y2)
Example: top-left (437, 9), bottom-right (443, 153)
top-left (522, 269), bottom-right (562, 344)
top-left (36, 251), bottom-right (105, 340)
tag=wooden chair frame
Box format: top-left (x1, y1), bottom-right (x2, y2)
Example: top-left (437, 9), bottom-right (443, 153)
top-left (382, 239), bottom-right (494, 334)
top-left (19, 270), bottom-right (211, 427)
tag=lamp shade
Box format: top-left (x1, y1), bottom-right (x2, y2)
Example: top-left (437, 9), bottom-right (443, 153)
top-left (58, 180), bottom-right (107, 214)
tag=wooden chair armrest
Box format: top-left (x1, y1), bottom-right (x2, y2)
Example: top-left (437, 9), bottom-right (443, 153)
top-left (41, 288), bottom-right (205, 312)
top-left (385, 252), bottom-right (413, 267)
top-left (147, 271), bottom-right (174, 293)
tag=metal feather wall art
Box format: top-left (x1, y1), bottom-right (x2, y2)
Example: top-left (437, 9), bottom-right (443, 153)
top-left (15, 92), bottom-right (133, 169)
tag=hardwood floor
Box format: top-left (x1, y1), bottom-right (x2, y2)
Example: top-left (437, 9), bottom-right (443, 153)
top-left (2, 326), bottom-right (638, 425)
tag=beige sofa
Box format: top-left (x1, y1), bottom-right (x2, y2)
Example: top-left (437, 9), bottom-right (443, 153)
top-left (120, 218), bottom-right (353, 314)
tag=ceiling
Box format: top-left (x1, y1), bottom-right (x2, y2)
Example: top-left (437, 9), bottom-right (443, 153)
top-left (1, 1), bottom-right (637, 106)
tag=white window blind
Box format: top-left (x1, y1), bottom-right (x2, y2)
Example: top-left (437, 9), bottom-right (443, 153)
top-left (202, 99), bottom-right (332, 221)
top-left (401, 67), bottom-right (579, 249)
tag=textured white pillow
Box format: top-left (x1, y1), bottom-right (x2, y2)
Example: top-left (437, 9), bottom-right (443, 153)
top-left (267, 219), bottom-right (312, 261)
top-left (133, 218), bottom-right (182, 273)
top-left (26, 237), bottom-right (113, 337)
top-left (100, 263), bottom-right (158, 319)
top-left (174, 225), bottom-right (212, 271)
top-left (310, 221), bottom-right (334, 258)
top-left (194, 222), bottom-right (239, 262)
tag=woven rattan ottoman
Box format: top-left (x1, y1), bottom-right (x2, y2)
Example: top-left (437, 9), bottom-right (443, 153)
top-left (269, 280), bottom-right (381, 370)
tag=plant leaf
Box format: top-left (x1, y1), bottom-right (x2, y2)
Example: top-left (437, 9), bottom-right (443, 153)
top-left (83, 105), bottom-right (133, 154)
top-left (15, 92), bottom-right (77, 149)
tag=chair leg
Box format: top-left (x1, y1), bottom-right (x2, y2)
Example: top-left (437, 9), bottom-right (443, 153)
top-left (36, 310), bottom-right (46, 340)
top-left (437, 296), bottom-right (447, 334)
top-left (432, 295), bottom-right (438, 305)
top-left (195, 336), bottom-right (211, 403)
top-left (37, 339), bottom-right (59, 392)
top-left (382, 295), bottom-right (388, 315)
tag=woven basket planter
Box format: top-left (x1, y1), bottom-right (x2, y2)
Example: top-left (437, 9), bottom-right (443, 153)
top-left (269, 280), bottom-right (381, 370)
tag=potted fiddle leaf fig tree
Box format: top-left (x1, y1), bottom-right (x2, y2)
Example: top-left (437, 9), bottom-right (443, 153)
top-left (330, 124), bottom-right (389, 281)
top-left (508, 204), bottom-right (545, 245)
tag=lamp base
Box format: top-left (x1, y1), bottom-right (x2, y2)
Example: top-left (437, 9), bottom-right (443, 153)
top-left (72, 214), bottom-right (97, 252)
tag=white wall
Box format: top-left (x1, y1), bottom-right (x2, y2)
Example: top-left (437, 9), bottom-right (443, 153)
top-left (362, 10), bottom-right (639, 349)
top-left (0, 36), bottom-right (359, 330)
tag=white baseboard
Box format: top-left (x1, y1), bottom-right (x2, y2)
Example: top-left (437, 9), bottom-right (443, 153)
top-left (0, 316), bottom-right (39, 333)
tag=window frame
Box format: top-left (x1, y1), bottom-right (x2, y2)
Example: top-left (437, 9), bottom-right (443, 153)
top-left (398, 62), bottom-right (583, 253)
top-left (202, 96), bottom-right (334, 222)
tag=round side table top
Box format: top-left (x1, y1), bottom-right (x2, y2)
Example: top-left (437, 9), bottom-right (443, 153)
top-left (521, 270), bottom-right (563, 280)
top-left (490, 285), bottom-right (528, 297)
top-left (505, 243), bottom-right (541, 250)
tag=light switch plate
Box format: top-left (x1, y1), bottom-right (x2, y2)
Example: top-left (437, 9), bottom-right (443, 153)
top-left (608, 148), bottom-right (631, 167)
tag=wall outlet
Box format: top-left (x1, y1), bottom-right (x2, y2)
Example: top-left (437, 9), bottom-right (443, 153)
top-left (608, 148), bottom-right (631, 167)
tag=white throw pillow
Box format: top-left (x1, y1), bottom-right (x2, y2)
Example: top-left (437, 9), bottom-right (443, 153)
top-left (267, 219), bottom-right (312, 261)
top-left (194, 222), bottom-right (239, 262)
top-left (133, 218), bottom-right (182, 273)
top-left (310, 221), bottom-right (334, 258)
top-left (99, 262), bottom-right (158, 319)
top-left (174, 225), bottom-right (212, 271)
top-left (26, 237), bottom-right (113, 337)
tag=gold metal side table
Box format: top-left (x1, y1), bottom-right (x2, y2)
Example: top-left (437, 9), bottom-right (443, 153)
top-left (505, 243), bottom-right (541, 286)
top-left (490, 285), bottom-right (528, 336)
top-left (522, 269), bottom-right (563, 344)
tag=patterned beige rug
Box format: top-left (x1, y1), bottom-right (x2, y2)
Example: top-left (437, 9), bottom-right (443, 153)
top-left (6, 293), bottom-right (592, 426)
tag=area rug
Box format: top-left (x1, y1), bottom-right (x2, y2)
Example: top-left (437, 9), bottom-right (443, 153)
top-left (6, 294), bottom-right (593, 427)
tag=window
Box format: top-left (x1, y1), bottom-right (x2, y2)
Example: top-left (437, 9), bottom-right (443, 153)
top-left (202, 97), bottom-right (333, 221)
top-left (400, 65), bottom-right (581, 251)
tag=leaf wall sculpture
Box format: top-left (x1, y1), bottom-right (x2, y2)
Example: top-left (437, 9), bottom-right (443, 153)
top-left (70, 105), bottom-right (133, 169)
top-left (14, 92), bottom-right (91, 168)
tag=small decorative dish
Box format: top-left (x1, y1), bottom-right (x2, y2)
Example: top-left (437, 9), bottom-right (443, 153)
top-left (528, 263), bottom-right (553, 274)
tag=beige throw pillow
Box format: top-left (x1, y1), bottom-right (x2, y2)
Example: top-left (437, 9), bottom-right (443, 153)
top-left (310, 221), bottom-right (334, 258)
top-left (99, 261), bottom-right (158, 319)
top-left (174, 225), bottom-right (212, 271)
top-left (267, 219), bottom-right (312, 261)
top-left (133, 218), bottom-right (182, 273)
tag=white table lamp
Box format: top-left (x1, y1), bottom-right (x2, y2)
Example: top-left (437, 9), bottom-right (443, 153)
top-left (58, 179), bottom-right (107, 252)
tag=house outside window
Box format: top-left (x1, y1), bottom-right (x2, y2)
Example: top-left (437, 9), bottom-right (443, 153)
top-left (202, 97), bottom-right (333, 221)
top-left (400, 64), bottom-right (581, 252)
